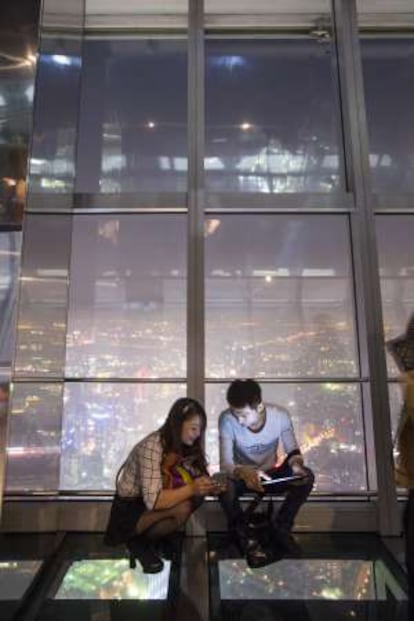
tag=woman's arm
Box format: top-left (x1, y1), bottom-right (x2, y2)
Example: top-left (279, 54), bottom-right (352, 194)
top-left (138, 433), bottom-right (216, 510)
top-left (154, 476), bottom-right (216, 510)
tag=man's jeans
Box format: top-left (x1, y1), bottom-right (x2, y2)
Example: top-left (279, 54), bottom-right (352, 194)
top-left (219, 460), bottom-right (315, 533)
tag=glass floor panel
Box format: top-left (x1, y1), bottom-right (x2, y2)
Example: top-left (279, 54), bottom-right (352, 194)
top-left (33, 534), bottom-right (181, 621)
top-left (0, 560), bottom-right (42, 599)
top-left (54, 559), bottom-right (171, 600)
top-left (218, 558), bottom-right (407, 601)
top-left (0, 559), bottom-right (43, 621)
top-left (209, 533), bottom-right (409, 621)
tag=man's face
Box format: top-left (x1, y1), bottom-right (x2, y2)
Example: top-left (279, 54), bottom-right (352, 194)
top-left (231, 405), bottom-right (260, 428)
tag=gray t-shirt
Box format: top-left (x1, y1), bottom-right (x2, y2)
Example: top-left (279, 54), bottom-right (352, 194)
top-left (219, 404), bottom-right (300, 475)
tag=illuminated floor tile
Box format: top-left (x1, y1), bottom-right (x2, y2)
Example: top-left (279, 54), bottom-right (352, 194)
top-left (54, 559), bottom-right (171, 600)
top-left (218, 558), bottom-right (407, 601)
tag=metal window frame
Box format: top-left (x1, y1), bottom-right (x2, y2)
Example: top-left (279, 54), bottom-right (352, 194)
top-left (333, 0), bottom-right (399, 535)
top-left (187, 0), bottom-right (205, 403)
top-left (0, 1), bottom-right (411, 541)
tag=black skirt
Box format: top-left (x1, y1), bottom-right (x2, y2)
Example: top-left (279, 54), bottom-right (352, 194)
top-left (104, 494), bottom-right (147, 546)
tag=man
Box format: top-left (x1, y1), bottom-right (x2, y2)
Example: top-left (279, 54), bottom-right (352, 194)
top-left (218, 379), bottom-right (314, 566)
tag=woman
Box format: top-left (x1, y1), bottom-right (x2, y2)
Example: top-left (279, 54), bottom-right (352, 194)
top-left (395, 371), bottom-right (414, 615)
top-left (104, 398), bottom-right (217, 573)
top-left (387, 315), bottom-right (414, 614)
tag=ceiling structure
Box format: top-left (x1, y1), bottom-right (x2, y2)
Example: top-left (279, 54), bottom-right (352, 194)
top-left (41, 0), bottom-right (414, 30)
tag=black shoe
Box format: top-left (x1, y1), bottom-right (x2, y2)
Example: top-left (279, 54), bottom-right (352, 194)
top-left (157, 533), bottom-right (182, 563)
top-left (246, 539), bottom-right (276, 569)
top-left (127, 537), bottom-right (164, 573)
top-left (273, 528), bottom-right (302, 558)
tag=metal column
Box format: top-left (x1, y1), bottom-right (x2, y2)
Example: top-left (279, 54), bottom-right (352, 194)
top-left (187, 0), bottom-right (205, 403)
top-left (333, 0), bottom-right (400, 535)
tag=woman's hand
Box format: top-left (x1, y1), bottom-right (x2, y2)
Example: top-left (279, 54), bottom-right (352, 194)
top-left (234, 466), bottom-right (264, 492)
top-left (192, 476), bottom-right (217, 497)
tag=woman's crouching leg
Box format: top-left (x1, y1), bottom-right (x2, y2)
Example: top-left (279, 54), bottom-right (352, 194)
top-left (135, 500), bottom-right (196, 564)
top-left (137, 500), bottom-right (194, 538)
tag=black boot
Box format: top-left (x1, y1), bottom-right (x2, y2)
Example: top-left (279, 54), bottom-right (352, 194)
top-left (157, 533), bottom-right (183, 563)
top-left (235, 522), bottom-right (275, 569)
top-left (127, 536), bottom-right (164, 573)
top-left (246, 539), bottom-right (276, 569)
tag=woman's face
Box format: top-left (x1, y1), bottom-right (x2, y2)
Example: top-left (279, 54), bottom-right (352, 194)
top-left (181, 414), bottom-right (202, 446)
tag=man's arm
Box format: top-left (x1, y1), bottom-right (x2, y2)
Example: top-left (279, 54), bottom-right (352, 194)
top-left (279, 410), bottom-right (307, 475)
top-left (219, 414), bottom-right (236, 475)
top-left (288, 451), bottom-right (306, 475)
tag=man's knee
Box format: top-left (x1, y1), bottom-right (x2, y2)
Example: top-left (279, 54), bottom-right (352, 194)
top-left (221, 476), bottom-right (245, 499)
top-left (289, 467), bottom-right (315, 496)
top-left (303, 467), bottom-right (315, 490)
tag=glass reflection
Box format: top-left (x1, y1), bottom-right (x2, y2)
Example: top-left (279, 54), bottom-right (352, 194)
top-left (0, 0), bottom-right (40, 223)
top-left (14, 215), bottom-right (71, 378)
top-left (388, 382), bottom-right (403, 444)
top-left (205, 0), bottom-right (330, 14)
top-left (0, 231), bottom-right (21, 364)
top-left (205, 38), bottom-right (343, 193)
top-left (65, 215), bottom-right (186, 378)
top-left (205, 215), bottom-right (358, 378)
top-left (54, 559), bottom-right (170, 600)
top-left (376, 215), bottom-right (414, 377)
top-left (0, 560), bottom-right (42, 599)
top-left (206, 383), bottom-right (366, 493)
top-left (29, 47), bottom-right (82, 194)
top-left (60, 383), bottom-right (185, 491)
top-left (218, 558), bottom-right (406, 601)
top-left (76, 38), bottom-right (187, 194)
top-left (361, 38), bottom-right (414, 194)
top-left (5, 382), bottom-right (63, 491)
top-left (0, 380), bottom-right (9, 412)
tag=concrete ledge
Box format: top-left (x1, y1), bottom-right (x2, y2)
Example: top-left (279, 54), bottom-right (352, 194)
top-left (0, 497), bottom-right (393, 534)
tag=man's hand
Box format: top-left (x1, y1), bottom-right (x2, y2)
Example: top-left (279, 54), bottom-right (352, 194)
top-left (289, 458), bottom-right (311, 484)
top-left (192, 476), bottom-right (217, 497)
top-left (234, 466), bottom-right (264, 492)
top-left (291, 462), bottom-right (307, 477)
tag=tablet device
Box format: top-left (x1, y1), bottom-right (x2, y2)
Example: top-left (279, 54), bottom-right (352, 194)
top-left (260, 474), bottom-right (304, 485)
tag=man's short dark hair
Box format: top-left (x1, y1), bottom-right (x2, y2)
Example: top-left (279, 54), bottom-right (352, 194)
top-left (226, 379), bottom-right (262, 408)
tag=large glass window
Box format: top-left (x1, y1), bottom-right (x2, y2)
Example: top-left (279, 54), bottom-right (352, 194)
top-left (205, 215), bottom-right (358, 378)
top-left (60, 382), bottom-right (186, 491)
top-left (361, 37), bottom-right (414, 194)
top-left (5, 382), bottom-right (63, 492)
top-left (206, 382), bottom-right (367, 493)
top-left (29, 41), bottom-right (82, 194)
top-left (205, 37), bottom-right (343, 193)
top-left (65, 215), bottom-right (187, 378)
top-left (0, 231), bottom-right (21, 365)
top-left (6, 3), bottom-right (408, 507)
top-left (13, 215), bottom-right (72, 378)
top-left (76, 38), bottom-right (187, 194)
top-left (376, 215), bottom-right (414, 377)
top-left (0, 1), bottom-right (40, 223)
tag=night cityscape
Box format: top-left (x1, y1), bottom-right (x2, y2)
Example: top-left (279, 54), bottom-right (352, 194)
top-left (0, 2), bottom-right (412, 513)
top-left (3, 295), bottom-right (407, 493)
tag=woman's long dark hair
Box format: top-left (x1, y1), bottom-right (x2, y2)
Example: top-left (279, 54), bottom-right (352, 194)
top-left (158, 397), bottom-right (208, 474)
